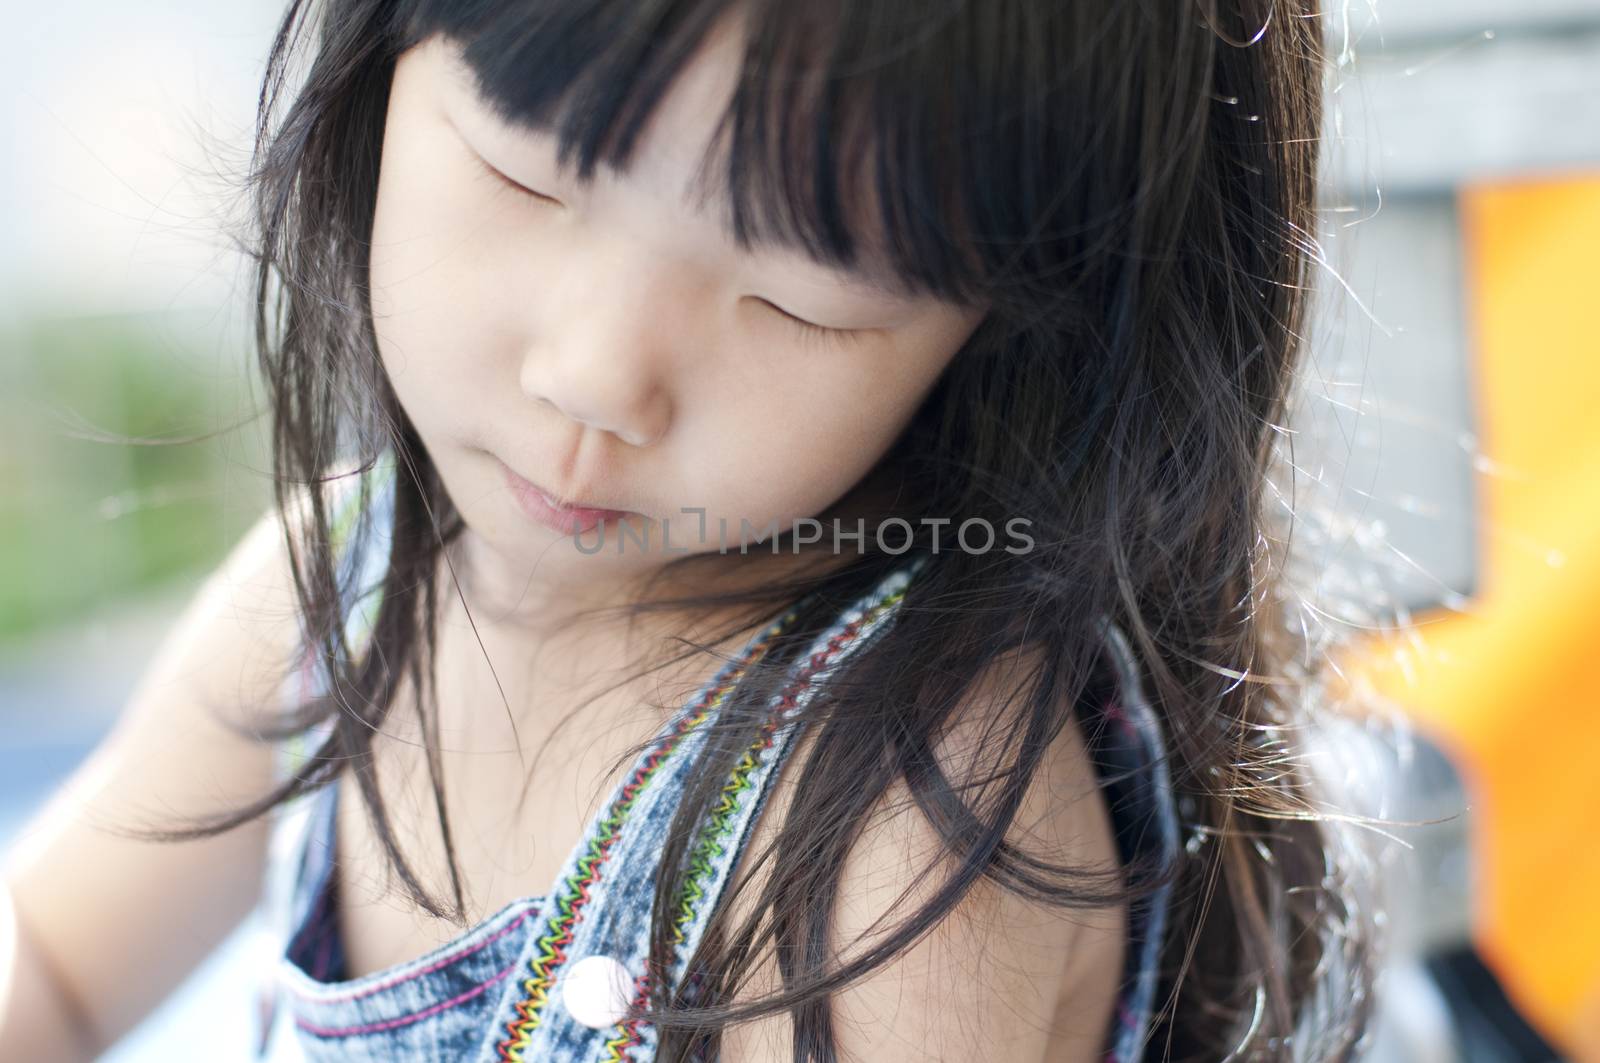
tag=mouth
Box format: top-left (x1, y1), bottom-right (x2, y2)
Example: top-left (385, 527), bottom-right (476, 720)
top-left (496, 458), bottom-right (633, 536)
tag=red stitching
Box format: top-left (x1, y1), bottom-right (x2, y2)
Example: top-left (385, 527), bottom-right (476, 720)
top-left (288, 904), bottom-right (538, 1003)
top-left (294, 961), bottom-right (520, 1038)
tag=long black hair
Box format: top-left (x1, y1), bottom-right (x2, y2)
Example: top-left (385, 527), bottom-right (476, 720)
top-left (194, 0), bottom-right (1372, 1058)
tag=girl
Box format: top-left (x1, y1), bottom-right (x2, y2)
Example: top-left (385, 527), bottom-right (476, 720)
top-left (1, 0), bottom-right (1372, 1060)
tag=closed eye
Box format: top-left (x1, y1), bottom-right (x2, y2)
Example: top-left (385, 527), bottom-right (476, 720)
top-left (755, 298), bottom-right (866, 347)
top-left (471, 151), bottom-right (564, 207)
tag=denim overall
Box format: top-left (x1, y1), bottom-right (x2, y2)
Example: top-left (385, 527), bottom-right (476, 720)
top-left (252, 457), bottom-right (1179, 1062)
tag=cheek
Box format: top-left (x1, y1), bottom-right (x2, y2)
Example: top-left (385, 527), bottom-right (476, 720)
top-left (688, 343), bottom-right (950, 527)
top-left (367, 127), bottom-right (509, 429)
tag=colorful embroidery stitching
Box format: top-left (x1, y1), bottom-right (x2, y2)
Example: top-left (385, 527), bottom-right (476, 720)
top-left (493, 611), bottom-right (797, 1062)
top-left (605, 579), bottom-right (911, 1062)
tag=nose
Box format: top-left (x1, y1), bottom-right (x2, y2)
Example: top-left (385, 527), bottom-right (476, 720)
top-left (518, 251), bottom-right (677, 448)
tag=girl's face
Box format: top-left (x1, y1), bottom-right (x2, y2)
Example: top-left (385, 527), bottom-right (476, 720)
top-left (369, 26), bottom-right (984, 615)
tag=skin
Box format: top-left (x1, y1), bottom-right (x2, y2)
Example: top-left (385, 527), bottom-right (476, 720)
top-left (344, 7), bottom-right (1002, 985)
top-left (369, 24), bottom-right (987, 639)
top-left (0, 15), bottom-right (1122, 1063)
top-left (353, 24), bottom-right (1124, 1062)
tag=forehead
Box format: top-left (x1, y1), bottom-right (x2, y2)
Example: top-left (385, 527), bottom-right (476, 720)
top-left (427, 18), bottom-right (934, 305)
top-left (435, 25), bottom-right (737, 228)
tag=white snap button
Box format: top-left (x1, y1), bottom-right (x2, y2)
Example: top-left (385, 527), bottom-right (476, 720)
top-left (563, 954), bottom-right (635, 1029)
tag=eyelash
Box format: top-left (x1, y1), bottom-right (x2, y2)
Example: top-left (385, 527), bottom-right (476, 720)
top-left (761, 300), bottom-right (866, 348)
top-left (473, 152), bottom-right (562, 206)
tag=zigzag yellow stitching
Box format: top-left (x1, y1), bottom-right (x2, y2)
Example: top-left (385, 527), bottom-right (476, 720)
top-left (494, 611), bottom-right (796, 1062)
top-left (605, 583), bottom-right (909, 1061)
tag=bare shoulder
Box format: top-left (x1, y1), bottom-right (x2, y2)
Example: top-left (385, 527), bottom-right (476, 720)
top-left (33, 493), bottom-right (312, 819)
top-left (723, 646), bottom-right (1127, 1063)
top-left (109, 495), bottom-right (313, 753)
top-left (2, 498), bottom-right (313, 1053)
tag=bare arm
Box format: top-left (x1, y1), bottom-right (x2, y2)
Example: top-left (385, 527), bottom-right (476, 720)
top-left (0, 506), bottom-right (308, 1058)
top-left (0, 883), bottom-right (97, 1061)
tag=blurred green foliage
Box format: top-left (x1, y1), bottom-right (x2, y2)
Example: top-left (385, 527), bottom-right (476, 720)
top-left (0, 313), bottom-right (270, 643)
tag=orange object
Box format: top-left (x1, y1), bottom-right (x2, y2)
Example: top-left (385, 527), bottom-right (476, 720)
top-left (1352, 172), bottom-right (1600, 1056)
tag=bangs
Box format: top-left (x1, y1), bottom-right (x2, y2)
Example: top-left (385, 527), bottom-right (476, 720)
top-left (390, 0), bottom-right (1046, 306)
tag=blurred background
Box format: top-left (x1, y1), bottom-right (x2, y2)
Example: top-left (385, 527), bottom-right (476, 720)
top-left (2, 1), bottom-right (1597, 1060)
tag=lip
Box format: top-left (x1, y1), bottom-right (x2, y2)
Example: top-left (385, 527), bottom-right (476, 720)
top-left (498, 459), bottom-right (631, 536)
